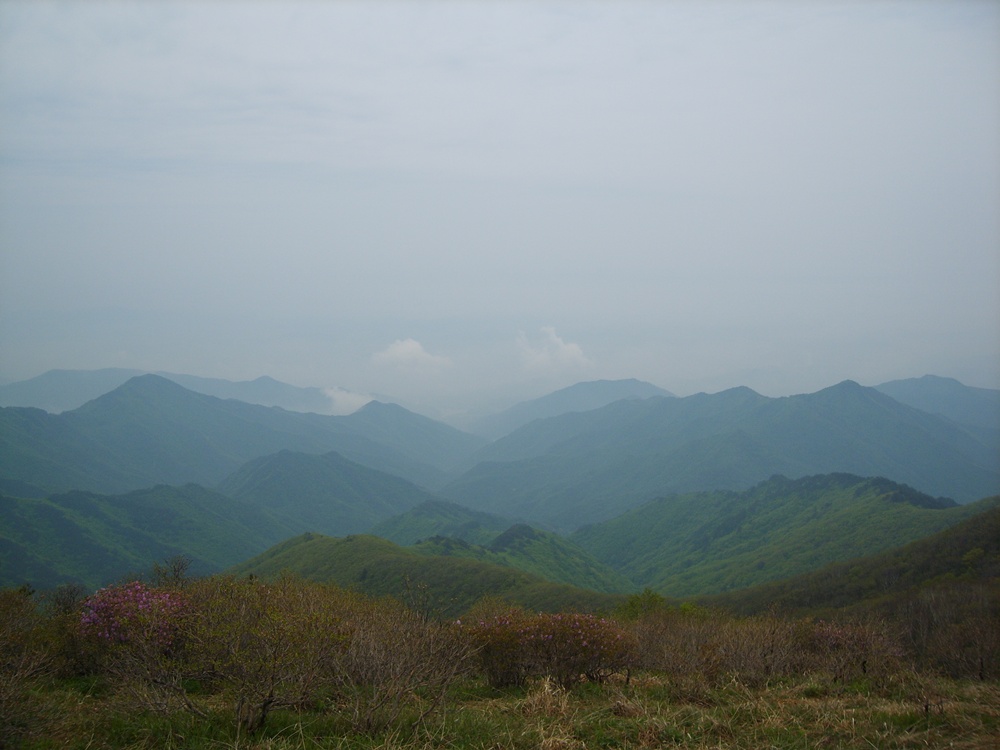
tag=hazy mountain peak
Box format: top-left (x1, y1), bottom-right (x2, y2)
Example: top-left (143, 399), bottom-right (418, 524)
top-left (470, 378), bottom-right (673, 439)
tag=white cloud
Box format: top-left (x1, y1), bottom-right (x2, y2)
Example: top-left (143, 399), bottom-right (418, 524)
top-left (322, 387), bottom-right (372, 415)
top-left (372, 338), bottom-right (452, 371)
top-left (517, 327), bottom-right (592, 374)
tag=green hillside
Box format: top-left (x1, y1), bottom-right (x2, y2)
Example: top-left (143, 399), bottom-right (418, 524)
top-left (702, 499), bottom-right (1000, 615)
top-left (570, 474), bottom-right (994, 597)
top-left (368, 499), bottom-right (512, 546)
top-left (445, 381), bottom-right (999, 529)
top-left (228, 533), bottom-right (623, 617)
top-left (411, 524), bottom-right (636, 594)
top-left (217, 450), bottom-right (443, 536)
top-left (0, 485), bottom-right (294, 590)
top-left (699, 497), bottom-right (1000, 614)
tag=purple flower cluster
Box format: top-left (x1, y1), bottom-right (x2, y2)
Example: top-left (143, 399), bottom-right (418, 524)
top-left (80, 581), bottom-right (187, 648)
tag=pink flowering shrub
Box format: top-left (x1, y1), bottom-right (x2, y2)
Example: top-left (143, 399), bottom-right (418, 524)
top-left (464, 607), bottom-right (535, 688)
top-left (465, 606), bottom-right (635, 689)
top-left (80, 581), bottom-right (187, 650)
top-left (527, 613), bottom-right (635, 689)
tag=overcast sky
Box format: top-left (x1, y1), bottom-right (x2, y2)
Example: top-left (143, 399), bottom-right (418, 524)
top-left (1, 1), bottom-right (998, 419)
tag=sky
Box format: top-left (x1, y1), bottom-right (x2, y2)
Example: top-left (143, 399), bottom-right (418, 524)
top-left (1, 0), bottom-right (998, 420)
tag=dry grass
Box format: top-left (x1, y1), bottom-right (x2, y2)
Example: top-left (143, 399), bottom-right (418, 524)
top-left (13, 672), bottom-right (1000, 749)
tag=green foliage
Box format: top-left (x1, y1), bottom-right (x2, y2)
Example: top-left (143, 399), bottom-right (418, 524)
top-left (0, 485), bottom-right (295, 590)
top-left (369, 499), bottom-right (511, 546)
top-left (217, 449), bottom-right (443, 537)
top-left (703, 500), bottom-right (1000, 615)
top-left (571, 474), bottom-right (996, 597)
top-left (411, 523), bottom-right (636, 594)
top-left (613, 587), bottom-right (672, 620)
top-left (229, 533), bottom-right (624, 618)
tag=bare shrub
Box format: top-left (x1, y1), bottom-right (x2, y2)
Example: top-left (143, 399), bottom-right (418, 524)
top-left (182, 575), bottom-right (351, 735)
top-left (631, 605), bottom-right (717, 676)
top-left (331, 596), bottom-right (474, 732)
top-left (807, 617), bottom-right (905, 685)
top-left (893, 581), bottom-right (1000, 679)
top-left (0, 587), bottom-right (52, 746)
top-left (465, 605), bottom-right (635, 690)
top-left (710, 615), bottom-right (811, 686)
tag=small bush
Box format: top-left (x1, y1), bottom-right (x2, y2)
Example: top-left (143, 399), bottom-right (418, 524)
top-left (78, 581), bottom-right (192, 715)
top-left (333, 596), bottom-right (474, 731)
top-left (465, 606), bottom-right (635, 690)
top-left (806, 618), bottom-right (905, 686)
top-left (464, 604), bottom-right (535, 688)
top-left (528, 613), bottom-right (635, 689)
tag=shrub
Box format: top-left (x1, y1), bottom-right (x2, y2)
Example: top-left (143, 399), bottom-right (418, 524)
top-left (464, 604), bottom-right (635, 690)
top-left (807, 618), bottom-right (905, 685)
top-left (78, 581), bottom-right (194, 715)
top-left (464, 603), bottom-right (535, 688)
top-left (182, 575), bottom-right (350, 734)
top-left (527, 613), bottom-right (635, 689)
top-left (0, 587), bottom-right (52, 746)
top-left (332, 596), bottom-right (474, 731)
top-left (80, 581), bottom-right (187, 649)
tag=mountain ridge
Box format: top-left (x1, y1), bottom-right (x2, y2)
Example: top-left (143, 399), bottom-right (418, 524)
top-left (443, 380), bottom-right (998, 530)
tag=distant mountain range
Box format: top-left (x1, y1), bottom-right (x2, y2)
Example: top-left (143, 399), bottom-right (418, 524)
top-left (0, 374), bottom-right (484, 495)
top-left (467, 378), bottom-right (674, 438)
top-left (874, 374), bottom-right (1000, 436)
top-left (443, 380), bottom-right (999, 529)
top-left (1, 369), bottom-right (998, 606)
top-left (0, 368), bottom-right (347, 415)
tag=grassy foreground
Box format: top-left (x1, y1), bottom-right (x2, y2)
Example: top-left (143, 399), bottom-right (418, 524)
top-left (4, 573), bottom-right (999, 749)
top-left (20, 672), bottom-right (1000, 749)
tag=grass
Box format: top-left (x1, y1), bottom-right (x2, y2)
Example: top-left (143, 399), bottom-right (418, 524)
top-left (13, 673), bottom-right (1000, 749)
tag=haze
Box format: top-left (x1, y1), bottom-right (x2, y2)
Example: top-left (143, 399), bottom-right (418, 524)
top-left (1, 1), bottom-right (998, 420)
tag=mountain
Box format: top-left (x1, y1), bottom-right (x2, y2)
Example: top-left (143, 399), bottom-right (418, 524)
top-left (0, 484), bottom-right (295, 591)
top-left (875, 375), bottom-right (1000, 435)
top-left (368, 500), bottom-right (513, 547)
top-left (411, 524), bottom-right (636, 594)
top-left (0, 368), bottom-right (344, 415)
top-left (443, 381), bottom-right (1000, 530)
top-left (470, 378), bottom-right (673, 439)
top-left (703, 499), bottom-right (1000, 615)
top-left (0, 368), bottom-right (144, 413)
top-left (217, 450), bottom-right (443, 537)
top-left (569, 473), bottom-right (998, 597)
top-left (228, 533), bottom-right (624, 618)
top-left (337, 401), bottom-right (487, 474)
top-left (0, 375), bottom-right (483, 494)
